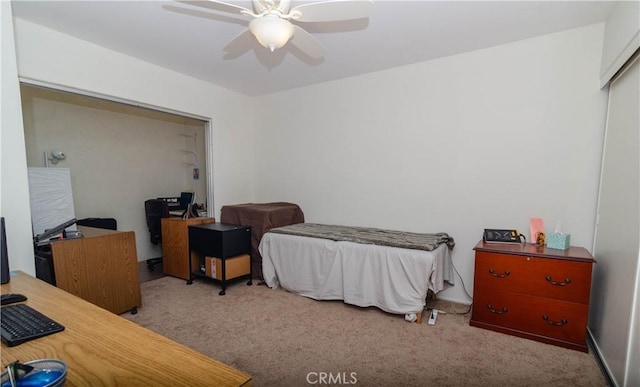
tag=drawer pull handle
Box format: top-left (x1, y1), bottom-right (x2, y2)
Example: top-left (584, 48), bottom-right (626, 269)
top-left (543, 315), bottom-right (568, 326)
top-left (545, 276), bottom-right (571, 286)
top-left (487, 304), bottom-right (508, 314)
top-left (488, 268), bottom-right (510, 278)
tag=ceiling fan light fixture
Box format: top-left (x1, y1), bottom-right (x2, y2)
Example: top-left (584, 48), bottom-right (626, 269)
top-left (249, 15), bottom-right (294, 52)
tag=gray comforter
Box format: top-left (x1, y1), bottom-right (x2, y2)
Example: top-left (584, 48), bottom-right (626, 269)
top-left (267, 223), bottom-right (455, 252)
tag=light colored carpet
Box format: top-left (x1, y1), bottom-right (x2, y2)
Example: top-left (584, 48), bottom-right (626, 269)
top-left (123, 276), bottom-right (606, 387)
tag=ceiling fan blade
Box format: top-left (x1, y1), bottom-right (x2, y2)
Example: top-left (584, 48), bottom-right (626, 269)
top-left (277, 0), bottom-right (292, 13)
top-left (252, 0), bottom-right (267, 14)
top-left (163, 5), bottom-right (248, 26)
top-left (222, 28), bottom-right (254, 59)
top-left (176, 0), bottom-right (253, 15)
top-left (291, 0), bottom-right (374, 22)
top-left (290, 25), bottom-right (324, 58)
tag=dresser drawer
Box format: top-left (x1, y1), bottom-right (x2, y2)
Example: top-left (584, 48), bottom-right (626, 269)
top-left (472, 290), bottom-right (588, 345)
top-left (474, 251), bottom-right (592, 304)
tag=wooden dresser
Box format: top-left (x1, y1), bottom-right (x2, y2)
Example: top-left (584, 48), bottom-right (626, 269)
top-left (470, 240), bottom-right (595, 352)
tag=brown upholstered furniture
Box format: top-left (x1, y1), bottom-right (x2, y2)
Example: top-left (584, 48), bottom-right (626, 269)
top-left (220, 202), bottom-right (304, 280)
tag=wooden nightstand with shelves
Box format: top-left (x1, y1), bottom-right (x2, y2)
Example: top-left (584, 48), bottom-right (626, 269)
top-left (470, 240), bottom-right (595, 352)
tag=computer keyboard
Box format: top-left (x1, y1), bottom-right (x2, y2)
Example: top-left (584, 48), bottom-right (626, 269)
top-left (1, 304), bottom-right (65, 347)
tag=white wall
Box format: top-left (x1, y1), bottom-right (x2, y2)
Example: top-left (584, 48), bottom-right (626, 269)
top-left (253, 23), bottom-right (608, 304)
top-left (1, 1), bottom-right (35, 275)
top-left (7, 18), bottom-right (256, 273)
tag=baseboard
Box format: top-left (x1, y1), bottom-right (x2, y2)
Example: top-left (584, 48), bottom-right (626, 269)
top-left (433, 293), bottom-right (473, 306)
top-left (587, 328), bottom-right (617, 387)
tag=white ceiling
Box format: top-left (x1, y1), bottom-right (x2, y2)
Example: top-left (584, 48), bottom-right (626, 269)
top-left (11, 0), bottom-right (614, 96)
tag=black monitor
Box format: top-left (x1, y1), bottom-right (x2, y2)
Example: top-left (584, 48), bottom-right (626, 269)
top-left (179, 192), bottom-right (194, 210)
top-left (34, 218), bottom-right (77, 245)
top-left (1, 217), bottom-right (9, 284)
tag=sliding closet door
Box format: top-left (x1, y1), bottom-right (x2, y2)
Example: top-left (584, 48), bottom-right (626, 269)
top-left (591, 53), bottom-right (639, 387)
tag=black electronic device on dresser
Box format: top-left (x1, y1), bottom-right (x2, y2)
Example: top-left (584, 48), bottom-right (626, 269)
top-left (188, 223), bottom-right (252, 295)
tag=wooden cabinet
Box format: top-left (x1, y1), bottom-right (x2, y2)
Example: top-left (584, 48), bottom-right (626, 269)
top-left (161, 217), bottom-right (215, 280)
top-left (470, 241), bottom-right (595, 352)
top-left (50, 226), bottom-right (141, 314)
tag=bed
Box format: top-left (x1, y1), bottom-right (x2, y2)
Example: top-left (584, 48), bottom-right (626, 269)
top-left (259, 223), bottom-right (455, 323)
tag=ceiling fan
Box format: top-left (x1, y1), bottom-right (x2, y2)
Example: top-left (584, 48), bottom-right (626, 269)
top-left (178, 0), bottom-right (374, 58)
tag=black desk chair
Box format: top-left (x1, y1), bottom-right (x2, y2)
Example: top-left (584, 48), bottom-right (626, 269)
top-left (144, 199), bottom-right (169, 271)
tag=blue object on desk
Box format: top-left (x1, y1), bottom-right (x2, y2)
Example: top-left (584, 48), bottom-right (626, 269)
top-left (1, 359), bottom-right (67, 387)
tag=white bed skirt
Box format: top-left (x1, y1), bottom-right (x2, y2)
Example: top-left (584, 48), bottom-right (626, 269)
top-left (259, 233), bottom-right (454, 316)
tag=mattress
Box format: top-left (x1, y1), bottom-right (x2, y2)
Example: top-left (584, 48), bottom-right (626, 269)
top-left (259, 231), bottom-right (454, 317)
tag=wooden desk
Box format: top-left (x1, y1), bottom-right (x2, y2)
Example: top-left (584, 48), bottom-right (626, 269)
top-left (162, 217), bottom-right (215, 280)
top-left (1, 272), bottom-right (252, 387)
top-left (49, 226), bottom-right (141, 314)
